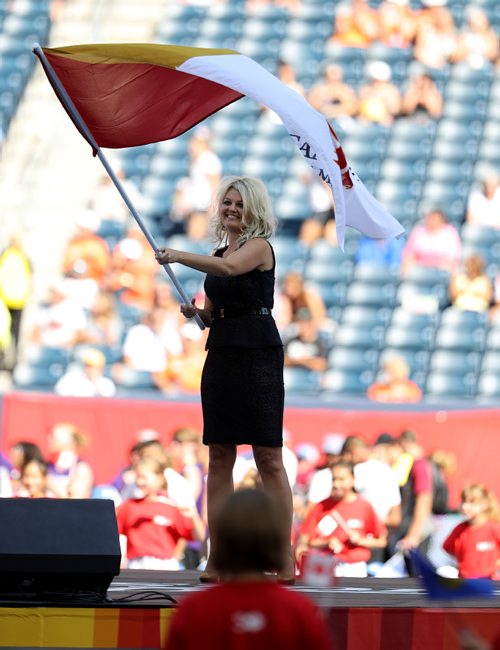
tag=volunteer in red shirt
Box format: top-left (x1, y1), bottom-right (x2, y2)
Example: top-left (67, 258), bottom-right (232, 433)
top-left (443, 483), bottom-right (500, 579)
top-left (116, 456), bottom-right (205, 570)
top-left (296, 459), bottom-right (387, 577)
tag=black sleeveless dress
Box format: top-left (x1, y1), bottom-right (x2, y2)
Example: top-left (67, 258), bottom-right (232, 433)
top-left (201, 241), bottom-right (284, 447)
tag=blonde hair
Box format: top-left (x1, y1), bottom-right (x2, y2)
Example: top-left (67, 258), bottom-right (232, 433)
top-left (209, 176), bottom-right (277, 248)
top-left (462, 483), bottom-right (500, 521)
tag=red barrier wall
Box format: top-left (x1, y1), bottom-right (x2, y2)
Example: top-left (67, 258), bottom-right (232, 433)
top-left (1, 392), bottom-right (499, 507)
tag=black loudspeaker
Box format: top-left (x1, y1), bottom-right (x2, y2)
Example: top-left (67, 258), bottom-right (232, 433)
top-left (0, 498), bottom-right (121, 597)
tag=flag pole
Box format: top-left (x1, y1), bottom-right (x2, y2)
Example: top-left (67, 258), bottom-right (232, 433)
top-left (32, 43), bottom-right (205, 330)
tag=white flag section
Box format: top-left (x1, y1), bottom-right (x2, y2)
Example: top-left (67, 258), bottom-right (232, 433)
top-left (179, 54), bottom-right (405, 249)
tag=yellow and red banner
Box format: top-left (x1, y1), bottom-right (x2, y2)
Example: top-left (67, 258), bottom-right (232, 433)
top-left (0, 606), bottom-right (173, 648)
top-left (39, 43), bottom-right (405, 247)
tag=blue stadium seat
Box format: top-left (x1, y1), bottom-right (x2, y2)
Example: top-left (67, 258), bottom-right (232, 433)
top-left (340, 305), bottom-right (392, 328)
top-left (476, 372), bottom-right (500, 400)
top-left (425, 371), bottom-right (476, 398)
top-left (328, 346), bottom-right (379, 372)
top-left (428, 349), bottom-right (482, 374)
top-left (390, 307), bottom-right (440, 329)
top-left (334, 324), bottom-right (385, 349)
top-left (115, 368), bottom-right (158, 392)
top-left (305, 259), bottom-right (353, 285)
top-left (384, 324), bottom-right (436, 351)
top-left (12, 361), bottom-right (66, 391)
top-left (433, 325), bottom-right (486, 353)
top-left (322, 368), bottom-right (374, 396)
top-left (439, 307), bottom-right (488, 329)
top-left (345, 280), bottom-right (398, 309)
top-left (283, 366), bottom-right (322, 395)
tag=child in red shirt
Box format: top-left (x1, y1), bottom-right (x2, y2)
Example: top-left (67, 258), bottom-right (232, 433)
top-left (443, 483), bottom-right (500, 579)
top-left (296, 459), bottom-right (387, 577)
top-left (116, 457), bottom-right (205, 569)
top-left (165, 489), bottom-right (332, 650)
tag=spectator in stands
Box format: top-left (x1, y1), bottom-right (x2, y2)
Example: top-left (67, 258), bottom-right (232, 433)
top-left (355, 234), bottom-right (404, 269)
top-left (116, 456), bottom-right (205, 570)
top-left (466, 170), bottom-right (500, 229)
top-left (154, 322), bottom-right (207, 394)
top-left (46, 422), bottom-right (94, 499)
top-left (357, 61), bottom-right (402, 127)
top-left (62, 209), bottom-right (112, 285)
top-left (185, 209), bottom-right (210, 243)
top-left (278, 271), bottom-right (331, 339)
top-left (165, 489), bottom-right (332, 650)
top-left (29, 281), bottom-right (87, 349)
top-left (284, 308), bottom-right (329, 373)
top-left (367, 355), bottom-right (423, 403)
top-left (307, 63), bottom-right (358, 124)
top-left (0, 232), bottom-right (32, 366)
top-left (54, 347), bottom-right (117, 397)
top-left (79, 290), bottom-right (123, 349)
top-left (90, 169), bottom-right (143, 224)
top-left (443, 483), bottom-right (500, 579)
top-left (377, 0), bottom-right (418, 48)
top-left (170, 126), bottom-right (222, 232)
top-left (107, 225), bottom-right (158, 312)
top-left (297, 217), bottom-right (325, 250)
top-left (296, 459), bottom-right (388, 577)
top-left (302, 173), bottom-right (336, 225)
top-left (449, 254), bottom-right (493, 313)
top-left (401, 208), bottom-right (462, 276)
top-left (330, 0), bottom-right (379, 48)
top-left (400, 67), bottom-right (443, 121)
top-left (16, 459), bottom-right (51, 498)
top-left (414, 0), bottom-right (457, 69)
top-left (118, 306), bottom-right (168, 373)
top-left (451, 6), bottom-right (499, 69)
top-left (154, 281), bottom-right (184, 357)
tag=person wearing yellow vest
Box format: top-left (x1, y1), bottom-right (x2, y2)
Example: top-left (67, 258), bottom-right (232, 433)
top-left (0, 234), bottom-right (32, 364)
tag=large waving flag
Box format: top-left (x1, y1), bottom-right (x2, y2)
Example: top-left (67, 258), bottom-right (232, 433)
top-left (408, 549), bottom-right (494, 601)
top-left (37, 43), bottom-right (404, 249)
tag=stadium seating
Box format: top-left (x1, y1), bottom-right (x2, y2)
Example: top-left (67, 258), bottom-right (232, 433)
top-left (8, 0), bottom-right (500, 403)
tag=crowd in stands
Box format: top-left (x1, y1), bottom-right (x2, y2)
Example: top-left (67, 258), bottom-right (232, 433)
top-left (1, 421), bottom-right (498, 580)
top-left (0, 0), bottom-right (499, 400)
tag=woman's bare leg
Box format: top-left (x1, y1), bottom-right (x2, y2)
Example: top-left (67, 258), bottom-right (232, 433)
top-left (253, 445), bottom-right (295, 579)
top-left (203, 443), bottom-right (237, 575)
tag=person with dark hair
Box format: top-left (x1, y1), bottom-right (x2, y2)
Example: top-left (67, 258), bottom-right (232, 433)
top-left (164, 489), bottom-right (331, 650)
top-left (16, 459), bottom-right (51, 498)
top-left (296, 459), bottom-right (387, 577)
top-left (155, 176), bottom-right (294, 584)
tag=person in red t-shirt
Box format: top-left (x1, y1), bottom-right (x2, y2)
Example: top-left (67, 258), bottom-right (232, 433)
top-left (443, 483), bottom-right (500, 579)
top-left (165, 489), bottom-right (332, 650)
top-left (295, 459), bottom-right (387, 577)
top-left (116, 457), bottom-right (205, 570)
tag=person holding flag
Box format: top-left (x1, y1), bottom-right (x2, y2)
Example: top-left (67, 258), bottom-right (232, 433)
top-left (155, 175), bottom-right (294, 585)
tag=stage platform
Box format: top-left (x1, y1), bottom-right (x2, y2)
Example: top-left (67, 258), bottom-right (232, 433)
top-left (1, 570), bottom-right (499, 649)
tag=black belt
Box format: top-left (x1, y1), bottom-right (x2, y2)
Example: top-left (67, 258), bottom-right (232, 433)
top-left (211, 307), bottom-right (272, 320)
